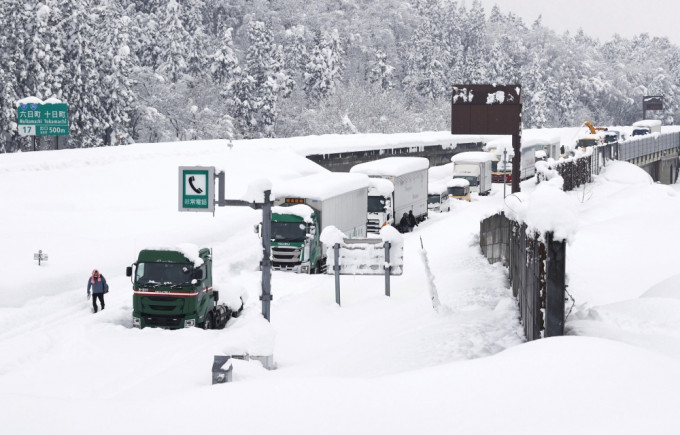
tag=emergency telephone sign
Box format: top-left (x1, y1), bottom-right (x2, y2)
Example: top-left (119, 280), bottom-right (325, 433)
top-left (178, 166), bottom-right (214, 212)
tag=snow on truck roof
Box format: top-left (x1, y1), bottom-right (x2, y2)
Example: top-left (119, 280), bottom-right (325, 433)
top-left (273, 172), bottom-right (369, 201)
top-left (272, 204), bottom-right (315, 222)
top-left (368, 177), bottom-right (395, 195)
top-left (633, 120), bottom-right (662, 127)
top-left (451, 151), bottom-right (495, 163)
top-left (428, 179), bottom-right (449, 194)
top-left (350, 157), bottom-right (430, 176)
top-left (483, 129), bottom-right (561, 153)
top-left (447, 178), bottom-right (470, 187)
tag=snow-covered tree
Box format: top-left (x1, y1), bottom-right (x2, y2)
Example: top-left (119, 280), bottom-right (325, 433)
top-left (368, 50), bottom-right (395, 91)
top-left (303, 29), bottom-right (345, 105)
top-left (232, 20), bottom-right (295, 137)
top-left (156, 0), bottom-right (191, 83)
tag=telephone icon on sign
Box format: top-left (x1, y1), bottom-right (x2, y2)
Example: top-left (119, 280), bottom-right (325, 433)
top-left (188, 176), bottom-right (203, 194)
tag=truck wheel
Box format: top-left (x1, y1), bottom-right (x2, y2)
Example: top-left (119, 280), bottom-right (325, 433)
top-left (201, 312), bottom-right (213, 330)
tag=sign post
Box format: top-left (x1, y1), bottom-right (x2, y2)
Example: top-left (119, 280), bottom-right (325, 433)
top-left (179, 166), bottom-right (273, 322)
top-left (33, 250), bottom-right (48, 266)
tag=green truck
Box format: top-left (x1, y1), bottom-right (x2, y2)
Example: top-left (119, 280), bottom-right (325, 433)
top-left (126, 246), bottom-right (241, 329)
top-left (270, 173), bottom-right (369, 274)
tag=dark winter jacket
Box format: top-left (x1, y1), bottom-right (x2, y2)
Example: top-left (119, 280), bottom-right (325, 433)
top-left (398, 214), bottom-right (410, 233)
top-left (408, 211), bottom-right (418, 227)
top-left (87, 275), bottom-right (108, 295)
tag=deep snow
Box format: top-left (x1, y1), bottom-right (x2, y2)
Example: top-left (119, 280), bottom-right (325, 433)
top-left (1, 131), bottom-right (680, 434)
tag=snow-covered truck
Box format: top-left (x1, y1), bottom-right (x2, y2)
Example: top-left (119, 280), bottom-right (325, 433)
top-left (492, 142), bottom-right (537, 183)
top-left (270, 172), bottom-right (369, 273)
top-left (447, 178), bottom-right (471, 202)
top-left (350, 156), bottom-right (429, 233)
top-left (428, 179), bottom-right (451, 212)
top-left (450, 152), bottom-right (493, 195)
top-left (126, 246), bottom-right (242, 330)
top-left (633, 119), bottom-right (662, 134)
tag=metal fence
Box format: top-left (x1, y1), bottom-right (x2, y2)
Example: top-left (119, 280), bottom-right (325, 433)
top-left (479, 131), bottom-right (679, 339)
top-left (480, 212), bottom-right (566, 341)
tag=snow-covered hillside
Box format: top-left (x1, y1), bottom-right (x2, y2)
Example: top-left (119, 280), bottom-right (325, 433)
top-left (1, 133), bottom-right (680, 434)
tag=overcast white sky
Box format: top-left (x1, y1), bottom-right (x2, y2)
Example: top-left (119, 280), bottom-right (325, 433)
top-left (476, 0), bottom-right (680, 46)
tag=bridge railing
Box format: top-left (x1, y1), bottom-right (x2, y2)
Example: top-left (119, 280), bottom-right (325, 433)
top-left (619, 131), bottom-right (680, 161)
top-left (542, 131), bottom-right (680, 192)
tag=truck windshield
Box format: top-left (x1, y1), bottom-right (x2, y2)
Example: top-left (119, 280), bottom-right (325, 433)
top-left (271, 221), bottom-right (307, 242)
top-left (427, 194), bottom-right (441, 205)
top-left (136, 262), bottom-right (193, 286)
top-left (368, 196), bottom-right (386, 212)
top-left (448, 186), bottom-right (467, 196)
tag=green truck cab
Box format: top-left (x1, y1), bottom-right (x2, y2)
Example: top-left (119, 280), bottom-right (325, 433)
top-left (271, 203), bottom-right (322, 274)
top-left (126, 247), bottom-right (241, 329)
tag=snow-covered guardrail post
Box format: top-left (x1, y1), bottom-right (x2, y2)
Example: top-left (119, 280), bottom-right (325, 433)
top-left (333, 243), bottom-right (341, 306)
top-left (322, 226), bottom-right (403, 306)
top-left (211, 355), bottom-right (233, 384)
top-left (384, 241), bottom-right (391, 297)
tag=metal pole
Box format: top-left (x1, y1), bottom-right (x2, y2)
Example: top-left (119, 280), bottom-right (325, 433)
top-left (261, 190), bottom-right (273, 321)
top-left (503, 148), bottom-right (507, 198)
top-left (545, 232), bottom-right (566, 337)
top-left (334, 243), bottom-right (341, 306)
top-left (511, 133), bottom-right (521, 193)
top-left (384, 241), bottom-right (391, 297)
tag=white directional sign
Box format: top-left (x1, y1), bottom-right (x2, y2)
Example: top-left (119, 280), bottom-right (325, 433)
top-left (178, 166), bottom-right (214, 212)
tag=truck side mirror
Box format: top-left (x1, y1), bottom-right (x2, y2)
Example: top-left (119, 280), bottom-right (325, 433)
top-left (192, 269), bottom-right (204, 280)
top-left (126, 266), bottom-right (132, 277)
top-left (307, 224), bottom-right (316, 237)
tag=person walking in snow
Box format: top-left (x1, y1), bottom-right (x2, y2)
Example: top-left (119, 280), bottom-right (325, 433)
top-left (398, 212), bottom-right (410, 233)
top-left (408, 210), bottom-right (418, 232)
top-left (87, 269), bottom-right (108, 313)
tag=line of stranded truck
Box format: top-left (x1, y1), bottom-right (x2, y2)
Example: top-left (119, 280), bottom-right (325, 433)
top-left (126, 246), bottom-right (242, 329)
top-left (451, 152), bottom-right (493, 196)
top-left (268, 172), bottom-right (369, 274)
top-left (350, 157), bottom-right (429, 233)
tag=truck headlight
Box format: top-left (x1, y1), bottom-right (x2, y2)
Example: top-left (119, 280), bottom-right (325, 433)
top-left (184, 319), bottom-right (195, 328)
top-left (132, 317), bottom-right (141, 328)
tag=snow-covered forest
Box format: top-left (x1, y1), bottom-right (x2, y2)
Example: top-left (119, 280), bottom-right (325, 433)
top-left (1, 0), bottom-right (679, 152)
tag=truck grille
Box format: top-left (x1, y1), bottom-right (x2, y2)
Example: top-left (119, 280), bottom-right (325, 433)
top-left (143, 314), bottom-right (183, 328)
top-left (272, 246), bottom-right (302, 267)
top-left (142, 296), bottom-right (184, 313)
top-left (367, 219), bottom-right (382, 233)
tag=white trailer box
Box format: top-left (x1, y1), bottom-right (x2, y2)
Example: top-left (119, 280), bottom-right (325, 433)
top-left (450, 152), bottom-right (493, 195)
top-left (273, 172), bottom-right (369, 238)
top-left (350, 157), bottom-right (429, 232)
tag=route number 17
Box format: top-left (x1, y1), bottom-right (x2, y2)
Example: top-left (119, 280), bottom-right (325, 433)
top-left (19, 125), bottom-right (36, 136)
